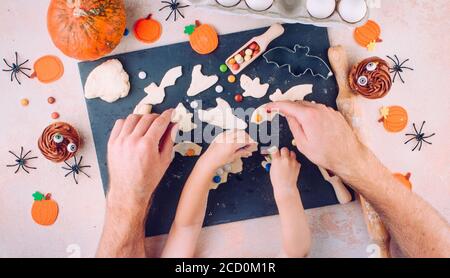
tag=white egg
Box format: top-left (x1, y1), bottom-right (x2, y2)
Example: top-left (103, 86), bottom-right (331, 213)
top-left (306, 0), bottom-right (336, 19)
top-left (338, 0), bottom-right (368, 23)
top-left (245, 0), bottom-right (274, 11)
top-left (216, 0), bottom-right (241, 7)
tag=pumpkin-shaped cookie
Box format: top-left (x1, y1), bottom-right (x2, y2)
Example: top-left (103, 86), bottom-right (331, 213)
top-left (354, 20), bottom-right (382, 51)
top-left (133, 14), bottom-right (162, 43)
top-left (379, 106), bottom-right (408, 132)
top-left (184, 20), bottom-right (219, 55)
top-left (31, 192), bottom-right (59, 226)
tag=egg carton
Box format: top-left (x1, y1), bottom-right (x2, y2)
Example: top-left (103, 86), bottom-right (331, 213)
top-left (186, 0), bottom-right (370, 28)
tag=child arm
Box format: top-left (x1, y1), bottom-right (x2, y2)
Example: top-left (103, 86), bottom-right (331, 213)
top-left (270, 148), bottom-right (311, 258)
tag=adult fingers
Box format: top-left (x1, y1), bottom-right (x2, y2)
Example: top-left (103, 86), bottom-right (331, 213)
top-left (286, 116), bottom-right (307, 144)
top-left (110, 119), bottom-right (124, 140)
top-left (120, 114), bottom-right (142, 137)
top-left (159, 123), bottom-right (176, 159)
top-left (145, 109), bottom-right (173, 140)
top-left (132, 114), bottom-right (158, 137)
top-left (266, 101), bottom-right (313, 123)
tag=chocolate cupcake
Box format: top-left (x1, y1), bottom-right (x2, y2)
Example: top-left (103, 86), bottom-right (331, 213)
top-left (38, 122), bottom-right (80, 163)
top-left (349, 57), bottom-right (392, 99)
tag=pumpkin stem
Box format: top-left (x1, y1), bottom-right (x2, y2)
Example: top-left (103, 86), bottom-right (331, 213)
top-left (377, 117), bottom-right (384, 123)
top-left (405, 172), bottom-right (411, 180)
top-left (376, 37), bottom-right (383, 43)
top-left (45, 193), bottom-right (52, 200)
top-left (195, 20), bottom-right (201, 27)
top-left (146, 14), bottom-right (153, 20)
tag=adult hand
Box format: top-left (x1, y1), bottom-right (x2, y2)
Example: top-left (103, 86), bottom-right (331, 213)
top-left (106, 110), bottom-right (176, 210)
top-left (266, 101), bottom-right (368, 178)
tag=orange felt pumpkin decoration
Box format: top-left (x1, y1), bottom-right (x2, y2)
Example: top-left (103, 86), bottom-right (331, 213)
top-left (31, 192), bottom-right (59, 226)
top-left (133, 14), bottom-right (162, 44)
top-left (394, 173), bottom-right (412, 190)
top-left (32, 55), bottom-right (64, 83)
top-left (354, 20), bottom-right (382, 51)
top-left (47, 0), bottom-right (126, 61)
top-left (379, 106), bottom-right (408, 132)
top-left (184, 20), bottom-right (219, 55)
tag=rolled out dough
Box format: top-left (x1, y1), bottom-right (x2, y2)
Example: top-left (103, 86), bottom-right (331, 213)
top-left (173, 141), bottom-right (202, 157)
top-left (171, 103), bottom-right (197, 132)
top-left (269, 84), bottom-right (313, 102)
top-left (198, 98), bottom-right (247, 130)
top-left (240, 74), bottom-right (269, 99)
top-left (210, 158), bottom-right (243, 190)
top-left (140, 66), bottom-right (183, 105)
top-left (187, 65), bottom-right (219, 97)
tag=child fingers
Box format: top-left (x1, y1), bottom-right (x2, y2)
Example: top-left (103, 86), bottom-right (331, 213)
top-left (270, 148), bottom-right (280, 159)
top-left (290, 150), bottom-right (297, 160)
top-left (280, 147), bottom-right (289, 157)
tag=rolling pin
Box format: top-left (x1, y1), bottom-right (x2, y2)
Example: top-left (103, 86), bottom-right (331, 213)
top-left (328, 45), bottom-right (391, 258)
top-left (318, 166), bottom-right (352, 204)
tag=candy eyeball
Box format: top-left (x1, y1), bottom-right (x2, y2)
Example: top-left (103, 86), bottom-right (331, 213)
top-left (53, 133), bottom-right (64, 143)
top-left (357, 76), bottom-right (368, 86)
top-left (67, 143), bottom-right (77, 153)
top-left (366, 62), bottom-right (378, 71)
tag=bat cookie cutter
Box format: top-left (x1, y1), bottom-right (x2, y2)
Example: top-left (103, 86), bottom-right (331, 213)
top-left (263, 44), bottom-right (334, 80)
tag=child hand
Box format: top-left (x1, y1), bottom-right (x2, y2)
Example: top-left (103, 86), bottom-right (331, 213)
top-left (269, 147), bottom-right (301, 194)
top-left (201, 129), bottom-right (258, 170)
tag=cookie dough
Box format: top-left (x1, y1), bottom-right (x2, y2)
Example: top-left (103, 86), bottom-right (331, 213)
top-left (210, 158), bottom-right (243, 190)
top-left (141, 66), bottom-right (183, 105)
top-left (173, 141), bottom-right (202, 157)
top-left (269, 84), bottom-right (313, 102)
top-left (171, 103), bottom-right (197, 132)
top-left (198, 98), bottom-right (247, 130)
top-left (240, 74), bottom-right (269, 99)
top-left (84, 59), bottom-right (130, 103)
top-left (187, 64), bottom-right (218, 97)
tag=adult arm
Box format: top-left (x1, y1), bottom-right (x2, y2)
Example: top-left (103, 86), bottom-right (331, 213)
top-left (267, 101), bottom-right (450, 258)
top-left (96, 111), bottom-right (176, 258)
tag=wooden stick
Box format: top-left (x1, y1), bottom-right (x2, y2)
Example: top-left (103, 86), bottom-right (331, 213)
top-left (328, 45), bottom-right (391, 258)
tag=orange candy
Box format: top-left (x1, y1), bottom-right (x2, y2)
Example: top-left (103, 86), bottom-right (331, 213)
top-left (32, 55), bottom-right (64, 83)
top-left (134, 14), bottom-right (162, 44)
top-left (47, 97), bottom-right (56, 104)
top-left (394, 173), bottom-right (412, 190)
top-left (185, 149), bottom-right (196, 157)
top-left (228, 75), bottom-right (236, 83)
top-left (20, 98), bottom-right (29, 106)
top-left (51, 112), bottom-right (60, 119)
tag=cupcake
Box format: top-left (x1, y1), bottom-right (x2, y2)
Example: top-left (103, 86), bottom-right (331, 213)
top-left (38, 122), bottom-right (81, 163)
top-left (349, 57), bottom-right (392, 99)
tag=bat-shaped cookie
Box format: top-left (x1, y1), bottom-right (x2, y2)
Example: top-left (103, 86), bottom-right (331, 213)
top-left (263, 45), bottom-right (333, 80)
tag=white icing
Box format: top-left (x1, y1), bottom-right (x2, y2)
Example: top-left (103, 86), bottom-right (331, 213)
top-left (187, 65), bottom-right (219, 97)
top-left (171, 103), bottom-right (197, 132)
top-left (240, 74), bottom-right (269, 99)
top-left (84, 59), bottom-right (130, 103)
top-left (198, 98), bottom-right (247, 130)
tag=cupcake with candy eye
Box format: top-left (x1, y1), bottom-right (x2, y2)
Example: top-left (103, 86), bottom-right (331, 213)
top-left (38, 122), bottom-right (81, 163)
top-left (349, 57), bottom-right (392, 99)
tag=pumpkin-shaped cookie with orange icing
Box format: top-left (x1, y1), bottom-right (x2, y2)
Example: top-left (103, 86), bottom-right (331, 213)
top-left (378, 106), bottom-right (408, 132)
top-left (184, 20), bottom-right (219, 55)
top-left (31, 192), bottom-right (59, 226)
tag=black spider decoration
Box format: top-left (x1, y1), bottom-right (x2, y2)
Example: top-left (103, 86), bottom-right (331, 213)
top-left (62, 156), bottom-right (91, 184)
top-left (386, 55), bottom-right (414, 84)
top-left (159, 0), bottom-right (189, 21)
top-left (404, 121), bottom-right (436, 152)
top-left (6, 147), bottom-right (37, 174)
top-left (2, 52), bottom-right (31, 85)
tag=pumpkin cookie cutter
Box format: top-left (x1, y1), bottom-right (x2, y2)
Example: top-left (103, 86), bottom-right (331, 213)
top-left (263, 44), bottom-right (333, 80)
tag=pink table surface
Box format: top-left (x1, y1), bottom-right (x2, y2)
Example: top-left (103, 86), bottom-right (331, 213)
top-left (0, 0), bottom-right (448, 258)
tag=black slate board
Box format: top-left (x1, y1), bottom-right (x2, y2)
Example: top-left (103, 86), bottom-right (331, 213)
top-left (78, 23), bottom-right (354, 237)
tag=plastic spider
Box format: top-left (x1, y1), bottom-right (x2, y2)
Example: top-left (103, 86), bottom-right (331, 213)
top-left (404, 121), bottom-right (436, 152)
top-left (386, 55), bottom-right (414, 84)
top-left (6, 147), bottom-right (37, 174)
top-left (159, 0), bottom-right (189, 21)
top-left (2, 52), bottom-right (31, 85)
top-left (62, 156), bottom-right (91, 184)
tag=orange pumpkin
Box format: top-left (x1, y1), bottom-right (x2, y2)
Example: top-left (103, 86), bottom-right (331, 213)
top-left (31, 192), bottom-right (59, 226)
top-left (354, 20), bottom-right (382, 50)
top-left (379, 106), bottom-right (408, 132)
top-left (47, 0), bottom-right (126, 61)
top-left (394, 173), bottom-right (412, 190)
top-left (133, 14), bottom-right (162, 44)
top-left (184, 20), bottom-right (219, 55)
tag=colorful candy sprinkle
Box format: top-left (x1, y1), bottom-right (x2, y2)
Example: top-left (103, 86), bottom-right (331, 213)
top-left (20, 98), bottom-right (29, 106)
top-left (138, 71), bottom-right (147, 79)
top-left (219, 64), bottom-right (228, 73)
top-left (234, 94), bottom-right (243, 102)
top-left (213, 175), bottom-right (222, 183)
top-left (51, 112), bottom-right (60, 119)
top-left (215, 85), bottom-right (224, 93)
top-left (185, 149), bottom-right (196, 157)
top-left (228, 75), bottom-right (236, 83)
top-left (292, 139), bottom-right (297, 146)
top-left (232, 63), bottom-right (240, 71)
top-left (228, 58), bottom-right (236, 65)
top-left (47, 97), bottom-right (55, 104)
top-left (190, 101), bottom-right (199, 109)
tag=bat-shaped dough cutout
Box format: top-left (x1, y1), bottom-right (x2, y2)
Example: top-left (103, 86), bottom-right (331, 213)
top-left (269, 84), bottom-right (313, 102)
top-left (187, 65), bottom-right (218, 97)
top-left (263, 45), bottom-right (333, 80)
top-left (198, 98), bottom-right (247, 130)
top-left (139, 66), bottom-right (183, 105)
